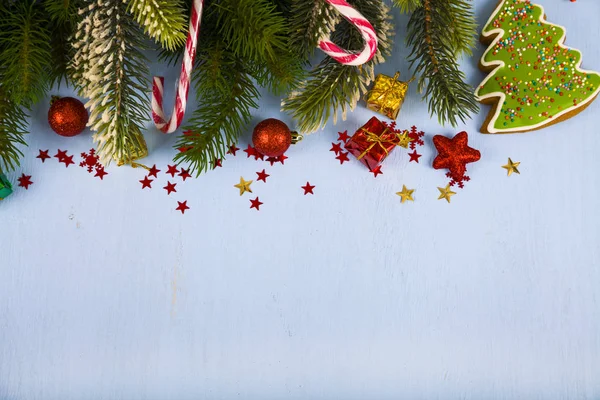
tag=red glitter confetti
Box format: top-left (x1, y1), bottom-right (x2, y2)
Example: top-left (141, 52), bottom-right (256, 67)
top-left (54, 149), bottom-right (68, 162)
top-left (330, 142), bottom-right (343, 155)
top-left (176, 201), bottom-right (190, 214)
top-left (79, 149), bottom-right (103, 174)
top-left (244, 145), bottom-right (257, 158)
top-left (301, 182), bottom-right (315, 195)
top-left (17, 174), bottom-right (33, 189)
top-left (94, 167), bottom-right (108, 180)
top-left (370, 165), bottom-right (383, 177)
top-left (178, 146), bottom-right (193, 153)
top-left (277, 154), bottom-right (288, 165)
top-left (408, 150), bottom-right (422, 163)
top-left (213, 159), bottom-right (222, 169)
top-left (148, 165), bottom-right (161, 178)
top-left (227, 144), bottom-right (240, 156)
top-left (166, 165), bottom-right (179, 177)
top-left (37, 150), bottom-right (51, 163)
top-left (163, 181), bottom-right (177, 195)
top-left (139, 176), bottom-right (153, 189)
top-left (336, 152), bottom-right (349, 164)
top-left (61, 155), bottom-right (75, 168)
top-left (250, 197), bottom-right (263, 211)
top-left (266, 157), bottom-right (278, 166)
top-left (179, 168), bottom-right (192, 181)
top-left (253, 151), bottom-right (265, 161)
top-left (256, 169), bottom-right (270, 183)
top-left (432, 131), bottom-right (481, 184)
top-left (408, 126), bottom-right (425, 150)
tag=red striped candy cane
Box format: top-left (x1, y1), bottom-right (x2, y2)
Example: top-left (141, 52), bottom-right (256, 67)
top-left (319, 0), bottom-right (378, 66)
top-left (152, 0), bottom-right (204, 134)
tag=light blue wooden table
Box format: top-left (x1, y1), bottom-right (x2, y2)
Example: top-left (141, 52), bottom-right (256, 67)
top-left (1, 1), bottom-right (599, 398)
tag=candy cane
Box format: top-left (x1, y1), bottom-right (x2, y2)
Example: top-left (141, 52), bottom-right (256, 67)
top-left (152, 0), bottom-right (204, 134)
top-left (319, 0), bottom-right (378, 66)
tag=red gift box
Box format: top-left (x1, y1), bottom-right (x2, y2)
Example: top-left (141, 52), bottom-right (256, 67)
top-left (345, 117), bottom-right (402, 170)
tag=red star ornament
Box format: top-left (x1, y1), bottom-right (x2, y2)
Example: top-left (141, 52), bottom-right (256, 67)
top-left (140, 176), bottom-right (153, 189)
top-left (301, 182), bottom-right (315, 195)
top-left (176, 201), bottom-right (190, 214)
top-left (432, 131), bottom-right (480, 181)
top-left (250, 197), bottom-right (263, 211)
top-left (148, 164), bottom-right (161, 178)
top-left (256, 169), bottom-right (269, 183)
top-left (18, 174), bottom-right (33, 189)
top-left (37, 150), bottom-right (51, 163)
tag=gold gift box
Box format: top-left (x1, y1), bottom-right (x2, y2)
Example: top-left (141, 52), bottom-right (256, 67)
top-left (366, 72), bottom-right (413, 120)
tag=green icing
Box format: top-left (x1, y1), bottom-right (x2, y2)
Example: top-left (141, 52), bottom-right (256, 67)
top-left (476, 0), bottom-right (600, 131)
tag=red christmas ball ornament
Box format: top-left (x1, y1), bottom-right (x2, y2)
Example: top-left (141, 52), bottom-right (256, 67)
top-left (252, 118), bottom-right (302, 157)
top-left (48, 97), bottom-right (89, 137)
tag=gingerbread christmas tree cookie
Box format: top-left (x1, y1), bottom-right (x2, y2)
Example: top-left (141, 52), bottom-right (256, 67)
top-left (475, 0), bottom-right (600, 134)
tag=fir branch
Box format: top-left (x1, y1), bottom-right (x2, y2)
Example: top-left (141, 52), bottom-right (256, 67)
top-left (393, 0), bottom-right (422, 13)
top-left (405, 0), bottom-right (478, 126)
top-left (0, 89), bottom-right (28, 173)
top-left (0, 0), bottom-right (52, 107)
top-left (446, 0), bottom-right (477, 56)
top-left (127, 0), bottom-right (187, 51)
top-left (70, 0), bottom-right (150, 165)
top-left (282, 0), bottom-right (394, 133)
top-left (287, 0), bottom-right (337, 61)
top-left (44, 0), bottom-right (82, 25)
top-left (176, 43), bottom-right (259, 176)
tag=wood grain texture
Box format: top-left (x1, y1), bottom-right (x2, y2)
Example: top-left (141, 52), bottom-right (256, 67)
top-left (1, 1), bottom-right (599, 398)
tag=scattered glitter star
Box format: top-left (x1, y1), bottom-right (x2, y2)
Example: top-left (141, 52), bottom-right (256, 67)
top-left (37, 150), bottom-right (51, 163)
top-left (61, 155), bottom-right (75, 168)
top-left (148, 165), bottom-right (161, 178)
top-left (244, 145), bottom-right (257, 158)
top-left (408, 150), bottom-right (422, 163)
top-left (396, 185), bottom-right (415, 203)
top-left (213, 159), bottom-right (222, 169)
top-left (336, 152), bottom-right (349, 164)
top-left (397, 131), bottom-right (412, 148)
top-left (163, 181), bottom-right (177, 195)
top-left (502, 158), bottom-right (521, 176)
top-left (337, 131), bottom-right (350, 143)
top-left (370, 166), bottom-right (383, 177)
top-left (277, 154), bottom-right (288, 165)
top-left (266, 157), bottom-right (278, 166)
top-left (256, 169), bottom-right (270, 183)
top-left (330, 142), bottom-right (343, 155)
top-left (94, 167), bottom-right (108, 180)
top-left (437, 185), bottom-right (456, 203)
top-left (166, 165), bottom-right (179, 177)
top-left (176, 201), bottom-right (190, 214)
top-left (234, 177), bottom-right (253, 196)
top-left (301, 182), bottom-right (315, 195)
top-left (179, 168), bottom-right (192, 181)
top-left (17, 174), bottom-right (33, 190)
top-left (227, 144), bottom-right (240, 156)
top-left (54, 149), bottom-right (68, 162)
top-left (250, 197), bottom-right (263, 211)
top-left (140, 176), bottom-right (153, 189)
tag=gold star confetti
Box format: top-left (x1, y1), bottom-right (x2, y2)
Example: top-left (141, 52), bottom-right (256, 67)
top-left (437, 185), bottom-right (456, 203)
top-left (502, 158), bottom-right (521, 176)
top-left (396, 185), bottom-right (415, 203)
top-left (234, 177), bottom-right (253, 196)
top-left (397, 130), bottom-right (412, 148)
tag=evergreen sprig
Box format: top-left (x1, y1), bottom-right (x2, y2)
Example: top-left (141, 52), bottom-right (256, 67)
top-left (70, 0), bottom-right (150, 165)
top-left (392, 0), bottom-right (422, 13)
top-left (399, 0), bottom-right (478, 126)
top-left (127, 0), bottom-right (188, 51)
top-left (283, 0), bottom-right (394, 133)
top-left (287, 0), bottom-right (336, 62)
top-left (0, 0), bottom-right (53, 107)
top-left (0, 90), bottom-right (27, 174)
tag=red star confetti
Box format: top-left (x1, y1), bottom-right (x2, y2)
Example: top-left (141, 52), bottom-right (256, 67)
top-left (256, 169), bottom-right (270, 183)
top-left (179, 168), bottom-right (192, 181)
top-left (54, 149), bottom-right (68, 162)
top-left (277, 154), bottom-right (288, 165)
top-left (336, 151), bottom-right (349, 164)
top-left (330, 142), bottom-right (343, 155)
top-left (79, 149), bottom-right (104, 174)
top-left (244, 145), bottom-right (257, 158)
top-left (253, 152), bottom-right (265, 161)
top-left (301, 182), bottom-right (315, 195)
top-left (178, 146), bottom-right (193, 153)
top-left (250, 197), bottom-right (263, 211)
top-left (37, 150), bottom-right (51, 163)
top-left (408, 126), bottom-right (425, 150)
top-left (148, 164), bottom-right (161, 178)
top-left (408, 150), bottom-right (422, 163)
top-left (227, 144), bottom-right (240, 156)
top-left (163, 181), bottom-right (177, 195)
top-left (166, 165), bottom-right (179, 177)
top-left (18, 174), bottom-right (33, 190)
top-left (94, 167), bottom-right (108, 180)
top-left (140, 176), bottom-right (153, 189)
top-left (337, 130), bottom-right (350, 143)
top-left (370, 165), bottom-right (383, 177)
top-left (266, 156), bottom-right (278, 166)
top-left (176, 201), bottom-right (190, 214)
top-left (61, 155), bottom-right (75, 168)
top-left (213, 159), bottom-right (222, 169)
top-left (432, 131), bottom-right (480, 186)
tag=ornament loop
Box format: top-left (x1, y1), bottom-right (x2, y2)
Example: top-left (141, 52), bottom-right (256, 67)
top-left (291, 131), bottom-right (303, 144)
top-left (318, 0), bottom-right (378, 66)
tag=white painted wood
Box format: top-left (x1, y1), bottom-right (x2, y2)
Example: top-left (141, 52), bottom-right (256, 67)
top-left (1, 1), bottom-right (599, 398)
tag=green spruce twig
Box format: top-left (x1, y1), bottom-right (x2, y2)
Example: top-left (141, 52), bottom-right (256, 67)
top-left (127, 0), bottom-right (188, 51)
